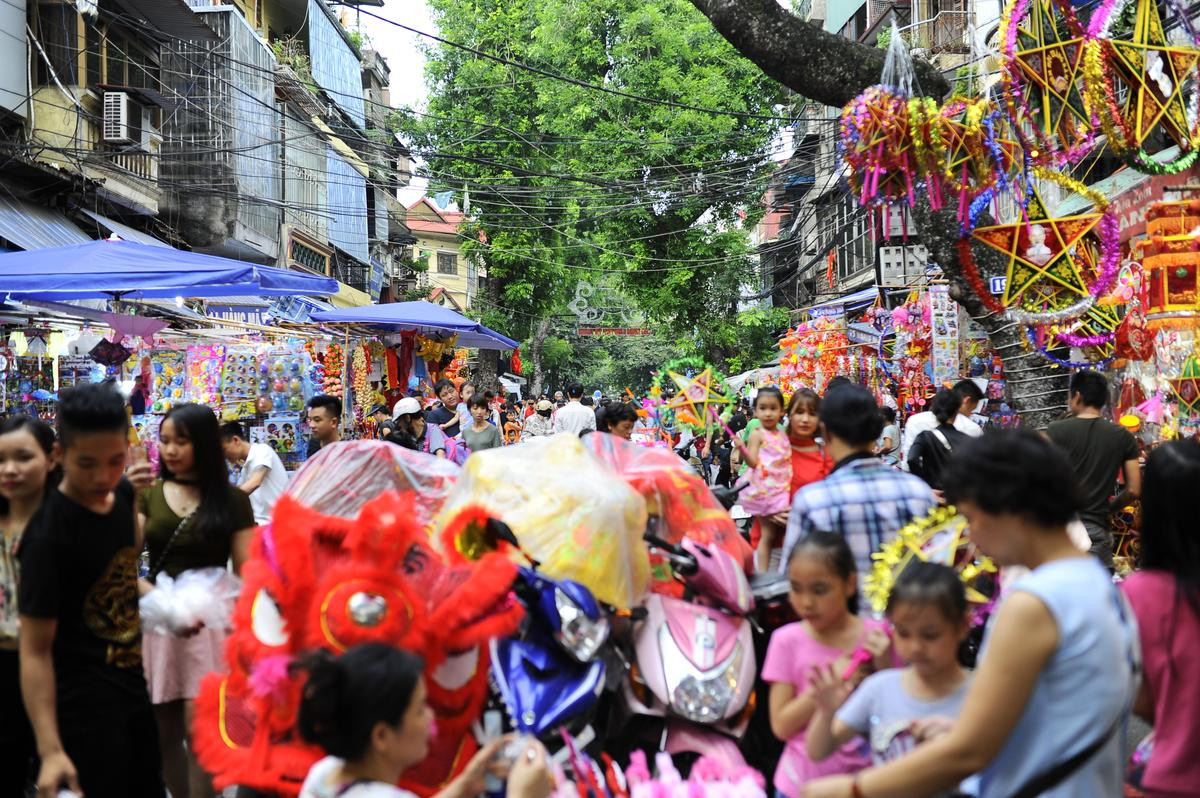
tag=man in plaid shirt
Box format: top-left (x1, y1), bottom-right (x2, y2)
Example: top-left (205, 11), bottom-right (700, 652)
top-left (781, 384), bottom-right (937, 575)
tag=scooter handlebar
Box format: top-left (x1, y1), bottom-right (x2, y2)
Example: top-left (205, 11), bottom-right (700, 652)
top-left (642, 532), bottom-right (699, 576)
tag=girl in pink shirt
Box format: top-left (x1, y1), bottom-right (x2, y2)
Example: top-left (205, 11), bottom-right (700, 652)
top-left (762, 532), bottom-right (895, 798)
top-left (1121, 440), bottom-right (1200, 798)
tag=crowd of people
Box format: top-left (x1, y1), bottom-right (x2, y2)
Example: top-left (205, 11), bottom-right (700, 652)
top-left (0, 366), bottom-right (1192, 798)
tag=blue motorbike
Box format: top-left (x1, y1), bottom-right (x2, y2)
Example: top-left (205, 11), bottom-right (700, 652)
top-left (483, 521), bottom-right (611, 747)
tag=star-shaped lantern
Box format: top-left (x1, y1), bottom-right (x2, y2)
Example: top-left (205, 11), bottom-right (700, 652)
top-left (1106, 0), bottom-right (1200, 150)
top-left (663, 368), bottom-right (730, 429)
top-left (971, 186), bottom-right (1102, 308)
top-left (1008, 0), bottom-right (1092, 159)
top-left (1169, 353), bottom-right (1200, 413)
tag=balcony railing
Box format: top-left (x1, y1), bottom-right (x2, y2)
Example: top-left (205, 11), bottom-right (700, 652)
top-left (911, 11), bottom-right (970, 54)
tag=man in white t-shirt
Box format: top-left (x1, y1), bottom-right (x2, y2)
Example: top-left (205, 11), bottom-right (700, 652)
top-left (221, 421), bottom-right (289, 525)
top-left (901, 378), bottom-right (986, 463)
top-left (553, 383), bottom-right (597, 436)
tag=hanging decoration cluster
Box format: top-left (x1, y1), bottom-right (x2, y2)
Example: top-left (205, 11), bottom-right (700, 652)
top-left (837, 0), bottom-right (1200, 372)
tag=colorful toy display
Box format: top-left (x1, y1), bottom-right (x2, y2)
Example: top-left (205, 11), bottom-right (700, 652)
top-left (259, 348), bottom-right (310, 415)
top-left (220, 348), bottom-right (259, 420)
top-left (186, 345), bottom-right (226, 407)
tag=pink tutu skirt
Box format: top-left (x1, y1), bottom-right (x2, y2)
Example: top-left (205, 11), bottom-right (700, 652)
top-left (142, 624), bottom-right (228, 704)
top-left (740, 488), bottom-right (790, 517)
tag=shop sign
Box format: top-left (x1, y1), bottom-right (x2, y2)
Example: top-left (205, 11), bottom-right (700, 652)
top-left (207, 305), bottom-right (266, 325)
top-left (577, 327), bottom-right (652, 336)
top-left (810, 304), bottom-right (845, 319)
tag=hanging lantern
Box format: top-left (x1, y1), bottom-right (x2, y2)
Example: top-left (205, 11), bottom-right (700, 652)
top-left (1141, 200), bottom-right (1200, 328)
top-left (1169, 352), bottom-right (1200, 413)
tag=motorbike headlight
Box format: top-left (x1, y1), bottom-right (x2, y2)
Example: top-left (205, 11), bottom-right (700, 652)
top-left (665, 637), bottom-right (746, 724)
top-left (554, 587), bottom-right (610, 662)
top-left (672, 673), bottom-right (733, 724)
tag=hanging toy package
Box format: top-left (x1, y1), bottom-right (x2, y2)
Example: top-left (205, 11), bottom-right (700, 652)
top-left (436, 434), bottom-right (650, 609)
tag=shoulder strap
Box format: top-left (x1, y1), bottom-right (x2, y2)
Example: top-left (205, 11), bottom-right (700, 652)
top-left (930, 429), bottom-right (953, 451)
top-left (1007, 713), bottom-right (1121, 798)
top-left (148, 509), bottom-right (196, 580)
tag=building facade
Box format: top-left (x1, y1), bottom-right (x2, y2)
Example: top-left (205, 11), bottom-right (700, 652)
top-left (405, 198), bottom-right (478, 310)
top-left (0, 0), bottom-right (414, 308)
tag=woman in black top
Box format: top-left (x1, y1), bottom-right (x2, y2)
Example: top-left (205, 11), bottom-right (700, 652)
top-left (907, 389), bottom-right (969, 492)
top-left (137, 403), bottom-right (254, 798)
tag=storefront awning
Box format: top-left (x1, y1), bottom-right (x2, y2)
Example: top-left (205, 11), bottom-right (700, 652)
top-left (78, 210), bottom-right (171, 247)
top-left (0, 195), bottom-right (91, 251)
top-left (1055, 147), bottom-right (1181, 217)
top-left (330, 283), bottom-right (373, 308)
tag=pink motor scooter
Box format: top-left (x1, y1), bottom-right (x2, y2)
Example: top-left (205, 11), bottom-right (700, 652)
top-left (613, 524), bottom-right (759, 770)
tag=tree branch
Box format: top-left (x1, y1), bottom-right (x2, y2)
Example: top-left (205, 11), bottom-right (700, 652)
top-left (688, 0), bottom-right (951, 107)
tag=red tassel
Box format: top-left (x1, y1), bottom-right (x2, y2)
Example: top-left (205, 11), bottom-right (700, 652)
top-left (510, 347), bottom-right (523, 375)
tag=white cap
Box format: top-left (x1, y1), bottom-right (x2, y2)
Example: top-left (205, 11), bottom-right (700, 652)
top-left (392, 397), bottom-right (423, 420)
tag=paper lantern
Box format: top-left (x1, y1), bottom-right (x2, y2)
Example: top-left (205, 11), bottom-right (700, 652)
top-left (1141, 200), bottom-right (1200, 328)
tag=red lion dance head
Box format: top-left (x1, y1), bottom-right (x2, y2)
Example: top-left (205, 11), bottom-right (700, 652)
top-left (192, 490), bottom-right (523, 796)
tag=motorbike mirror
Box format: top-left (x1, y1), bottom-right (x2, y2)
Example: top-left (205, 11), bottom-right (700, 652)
top-left (486, 518), bottom-right (522, 548)
top-left (710, 482), bottom-right (747, 510)
top-left (642, 532), bottom-right (681, 554)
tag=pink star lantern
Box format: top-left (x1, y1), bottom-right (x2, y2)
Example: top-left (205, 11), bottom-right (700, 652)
top-left (104, 313), bottom-right (169, 347)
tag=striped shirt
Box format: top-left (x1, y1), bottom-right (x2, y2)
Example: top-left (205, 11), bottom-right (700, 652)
top-left (781, 454), bottom-right (937, 576)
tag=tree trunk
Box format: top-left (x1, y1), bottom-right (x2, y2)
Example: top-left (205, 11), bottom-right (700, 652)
top-left (474, 278), bottom-right (501, 393)
top-left (528, 317), bottom-right (553, 397)
top-left (690, 0), bottom-right (1068, 427)
top-left (688, 0), bottom-right (950, 106)
top-left (911, 202), bottom-right (1069, 428)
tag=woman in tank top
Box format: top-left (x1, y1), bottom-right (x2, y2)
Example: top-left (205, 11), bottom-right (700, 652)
top-left (803, 430), bottom-right (1138, 798)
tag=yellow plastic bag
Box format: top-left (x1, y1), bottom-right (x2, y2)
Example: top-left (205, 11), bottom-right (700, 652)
top-left (436, 433), bottom-right (649, 608)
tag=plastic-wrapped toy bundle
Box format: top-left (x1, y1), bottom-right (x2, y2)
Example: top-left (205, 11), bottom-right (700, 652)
top-left (285, 439), bottom-right (459, 523)
top-left (583, 432), bottom-right (753, 589)
top-left (139, 567), bottom-right (240, 635)
top-left (436, 433), bottom-right (650, 609)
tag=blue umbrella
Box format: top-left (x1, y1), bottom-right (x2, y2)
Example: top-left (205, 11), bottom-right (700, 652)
top-left (311, 300), bottom-right (518, 350)
top-left (0, 240), bottom-right (338, 300)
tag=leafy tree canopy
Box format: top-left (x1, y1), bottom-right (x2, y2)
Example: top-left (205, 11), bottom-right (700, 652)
top-left (400, 0), bottom-right (790, 385)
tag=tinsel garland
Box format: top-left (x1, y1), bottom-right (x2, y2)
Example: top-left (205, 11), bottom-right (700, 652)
top-left (864, 505), bottom-right (996, 615)
top-left (1081, 0), bottom-right (1200, 174)
top-left (1024, 325), bottom-right (1116, 369)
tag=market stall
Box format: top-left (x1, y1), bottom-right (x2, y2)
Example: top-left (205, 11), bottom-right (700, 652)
top-left (308, 301), bottom-right (519, 437)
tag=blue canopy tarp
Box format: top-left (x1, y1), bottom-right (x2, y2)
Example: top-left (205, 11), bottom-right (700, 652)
top-left (0, 240), bottom-right (338, 300)
top-left (311, 300), bottom-right (518, 350)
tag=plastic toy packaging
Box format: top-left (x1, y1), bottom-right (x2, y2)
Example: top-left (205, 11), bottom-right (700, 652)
top-left (286, 439), bottom-right (460, 525)
top-left (187, 345), bottom-right (226, 406)
top-left (437, 433), bottom-right (650, 608)
top-left (139, 567), bottom-right (241, 635)
top-left (258, 346), bottom-right (311, 415)
top-left (151, 350), bottom-right (186, 413)
top-left (220, 347), bottom-right (259, 419)
top-left (583, 432), bottom-right (753, 582)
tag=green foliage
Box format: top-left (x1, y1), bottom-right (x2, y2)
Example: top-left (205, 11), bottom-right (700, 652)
top-left (401, 0), bottom-right (788, 374)
top-left (951, 64), bottom-right (977, 97)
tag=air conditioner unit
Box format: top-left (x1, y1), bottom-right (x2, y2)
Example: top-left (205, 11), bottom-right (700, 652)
top-left (103, 91), bottom-right (140, 144)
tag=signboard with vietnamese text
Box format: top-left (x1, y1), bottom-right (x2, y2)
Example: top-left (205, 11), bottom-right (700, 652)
top-left (578, 327), bottom-right (652, 336)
